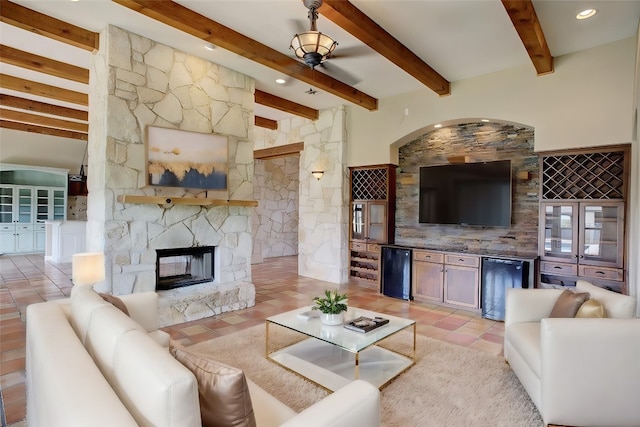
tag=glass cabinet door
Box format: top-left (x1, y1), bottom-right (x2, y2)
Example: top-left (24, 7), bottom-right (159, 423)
top-left (351, 203), bottom-right (366, 240)
top-left (36, 188), bottom-right (49, 223)
top-left (580, 202), bottom-right (623, 267)
top-left (53, 190), bottom-right (66, 220)
top-left (0, 186), bottom-right (14, 224)
top-left (540, 203), bottom-right (578, 262)
top-left (367, 203), bottom-right (387, 243)
top-left (17, 188), bottom-right (33, 224)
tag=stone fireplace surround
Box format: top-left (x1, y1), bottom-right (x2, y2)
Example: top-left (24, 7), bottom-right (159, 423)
top-left (87, 26), bottom-right (257, 327)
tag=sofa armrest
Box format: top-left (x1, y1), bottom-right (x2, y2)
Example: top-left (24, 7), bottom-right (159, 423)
top-left (505, 288), bottom-right (564, 327)
top-left (280, 380), bottom-right (380, 427)
top-left (540, 318), bottom-right (640, 426)
top-left (119, 292), bottom-right (160, 332)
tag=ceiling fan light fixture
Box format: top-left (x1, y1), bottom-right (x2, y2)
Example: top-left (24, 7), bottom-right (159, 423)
top-left (290, 0), bottom-right (337, 69)
top-left (290, 31), bottom-right (337, 68)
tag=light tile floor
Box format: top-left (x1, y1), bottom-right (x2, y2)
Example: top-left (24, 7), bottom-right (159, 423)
top-left (0, 254), bottom-right (504, 426)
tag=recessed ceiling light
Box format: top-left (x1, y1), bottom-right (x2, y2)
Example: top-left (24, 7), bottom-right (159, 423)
top-left (434, 124), bottom-right (442, 128)
top-left (204, 43), bottom-right (215, 51)
top-left (576, 9), bottom-right (597, 20)
top-left (481, 119), bottom-right (490, 123)
top-left (275, 78), bottom-right (286, 84)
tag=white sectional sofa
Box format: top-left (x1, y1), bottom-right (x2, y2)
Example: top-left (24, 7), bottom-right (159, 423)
top-left (504, 280), bottom-right (640, 427)
top-left (26, 286), bottom-right (381, 427)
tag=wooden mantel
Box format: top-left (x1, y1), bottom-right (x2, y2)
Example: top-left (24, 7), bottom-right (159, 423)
top-left (118, 195), bottom-right (258, 207)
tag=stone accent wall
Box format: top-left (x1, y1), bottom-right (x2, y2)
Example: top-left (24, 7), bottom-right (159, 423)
top-left (87, 26), bottom-right (255, 324)
top-left (67, 195), bottom-right (87, 220)
top-left (252, 156), bottom-right (299, 263)
top-left (253, 106), bottom-right (349, 283)
top-left (396, 122), bottom-right (538, 257)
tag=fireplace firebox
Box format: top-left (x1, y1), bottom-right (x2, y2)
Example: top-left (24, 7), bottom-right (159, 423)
top-left (155, 246), bottom-right (215, 291)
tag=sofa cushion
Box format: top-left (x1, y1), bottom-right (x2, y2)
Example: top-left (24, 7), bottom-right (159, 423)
top-left (505, 322), bottom-right (541, 377)
top-left (99, 293), bottom-right (130, 316)
top-left (70, 285), bottom-right (112, 344)
top-left (576, 280), bottom-right (636, 319)
top-left (171, 344), bottom-right (257, 427)
top-left (575, 299), bottom-right (606, 318)
top-left (84, 303), bottom-right (147, 382)
top-left (549, 289), bottom-right (589, 318)
top-left (113, 331), bottom-right (201, 427)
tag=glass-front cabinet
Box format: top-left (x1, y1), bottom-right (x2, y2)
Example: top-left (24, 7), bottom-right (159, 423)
top-left (0, 164), bottom-right (68, 254)
top-left (579, 203), bottom-right (624, 268)
top-left (351, 202), bottom-right (388, 243)
top-left (540, 201), bottom-right (623, 269)
top-left (540, 203), bottom-right (578, 263)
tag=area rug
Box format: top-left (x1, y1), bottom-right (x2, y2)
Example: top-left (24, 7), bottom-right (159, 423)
top-left (189, 324), bottom-right (543, 427)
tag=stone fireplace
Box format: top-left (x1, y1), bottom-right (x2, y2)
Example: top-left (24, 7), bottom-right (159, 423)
top-left (86, 25), bottom-right (256, 327)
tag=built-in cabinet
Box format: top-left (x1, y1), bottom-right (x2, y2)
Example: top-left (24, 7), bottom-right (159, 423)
top-left (349, 164), bottom-right (397, 285)
top-left (0, 164), bottom-right (68, 254)
top-left (538, 145), bottom-right (629, 293)
top-left (412, 250), bottom-right (480, 309)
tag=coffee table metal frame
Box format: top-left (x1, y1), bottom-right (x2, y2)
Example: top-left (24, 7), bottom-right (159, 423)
top-left (265, 306), bottom-right (416, 392)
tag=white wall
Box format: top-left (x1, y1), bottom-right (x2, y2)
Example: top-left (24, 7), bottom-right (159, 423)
top-left (347, 37), bottom-right (636, 166)
top-left (631, 20), bottom-right (640, 314)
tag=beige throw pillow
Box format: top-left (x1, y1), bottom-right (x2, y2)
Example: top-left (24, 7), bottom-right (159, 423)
top-left (576, 298), bottom-right (607, 318)
top-left (170, 344), bottom-right (256, 427)
top-left (549, 289), bottom-right (590, 318)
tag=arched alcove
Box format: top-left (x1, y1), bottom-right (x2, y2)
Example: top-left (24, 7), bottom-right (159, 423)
top-left (392, 119), bottom-right (539, 257)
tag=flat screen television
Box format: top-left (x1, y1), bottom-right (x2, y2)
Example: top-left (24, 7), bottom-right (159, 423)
top-left (419, 160), bottom-right (512, 227)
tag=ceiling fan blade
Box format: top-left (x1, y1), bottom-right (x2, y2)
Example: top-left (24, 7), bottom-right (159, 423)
top-left (317, 62), bottom-right (362, 86)
top-left (328, 45), bottom-right (373, 60)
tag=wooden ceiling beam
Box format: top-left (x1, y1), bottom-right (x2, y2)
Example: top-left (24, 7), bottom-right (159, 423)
top-left (501, 0), bottom-right (554, 75)
top-left (255, 90), bottom-right (319, 121)
top-left (0, 0), bottom-right (99, 52)
top-left (0, 94), bottom-right (88, 121)
top-left (0, 119), bottom-right (87, 140)
top-left (320, 0), bottom-right (450, 96)
top-left (255, 116), bottom-right (278, 131)
top-left (254, 142), bottom-right (304, 160)
top-left (0, 45), bottom-right (89, 84)
top-left (111, 0), bottom-right (378, 111)
top-left (0, 108), bottom-right (88, 133)
top-left (0, 74), bottom-right (88, 106)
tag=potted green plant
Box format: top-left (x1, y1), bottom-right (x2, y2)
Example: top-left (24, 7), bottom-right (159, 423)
top-left (312, 289), bottom-right (348, 325)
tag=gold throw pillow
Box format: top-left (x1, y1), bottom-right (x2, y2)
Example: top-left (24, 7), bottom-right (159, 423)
top-left (576, 298), bottom-right (607, 318)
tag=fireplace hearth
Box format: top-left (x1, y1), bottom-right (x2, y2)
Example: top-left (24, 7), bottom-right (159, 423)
top-left (156, 246), bottom-right (215, 291)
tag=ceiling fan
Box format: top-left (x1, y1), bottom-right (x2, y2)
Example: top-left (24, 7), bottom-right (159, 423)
top-left (289, 0), bottom-right (367, 86)
top-left (290, 0), bottom-right (337, 69)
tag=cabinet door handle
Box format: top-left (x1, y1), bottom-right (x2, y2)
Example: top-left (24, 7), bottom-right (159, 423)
top-left (553, 266), bottom-right (562, 269)
top-left (595, 271), bottom-right (605, 275)
top-left (458, 258), bottom-right (464, 262)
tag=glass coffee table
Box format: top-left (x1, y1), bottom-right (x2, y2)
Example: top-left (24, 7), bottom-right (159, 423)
top-left (265, 306), bottom-right (416, 392)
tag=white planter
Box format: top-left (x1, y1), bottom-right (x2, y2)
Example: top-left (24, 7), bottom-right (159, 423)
top-left (320, 312), bottom-right (344, 326)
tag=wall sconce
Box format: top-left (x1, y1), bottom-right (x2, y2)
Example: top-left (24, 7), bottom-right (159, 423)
top-left (72, 252), bottom-right (106, 287)
top-left (311, 170), bottom-right (324, 180)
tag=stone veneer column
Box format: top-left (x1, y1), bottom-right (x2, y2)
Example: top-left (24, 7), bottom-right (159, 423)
top-left (254, 106), bottom-right (348, 284)
top-left (88, 25), bottom-right (256, 316)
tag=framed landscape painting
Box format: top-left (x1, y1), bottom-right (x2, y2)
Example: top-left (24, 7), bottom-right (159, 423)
top-left (146, 126), bottom-right (228, 191)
